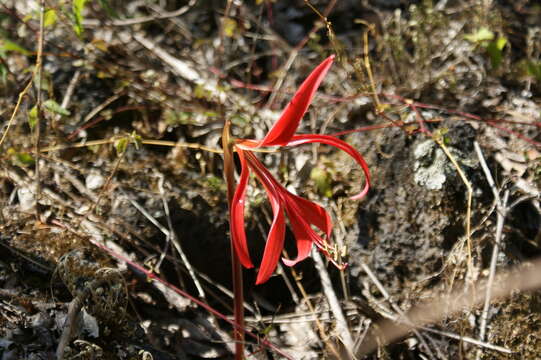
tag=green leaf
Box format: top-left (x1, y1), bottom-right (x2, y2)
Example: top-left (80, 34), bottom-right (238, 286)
top-left (44, 9), bottom-right (57, 27)
top-left (527, 61), bottom-right (541, 82)
top-left (495, 36), bottom-right (507, 51)
top-left (193, 84), bottom-right (212, 100)
top-left (465, 28), bottom-right (507, 70)
top-left (222, 17), bottom-right (238, 38)
top-left (310, 167), bottom-right (333, 198)
top-left (260, 324), bottom-right (273, 336)
top-left (28, 106), bottom-right (38, 130)
top-left (0, 39), bottom-right (32, 56)
top-left (231, 113), bottom-right (248, 126)
top-left (15, 152), bottom-right (35, 166)
top-left (98, 0), bottom-right (117, 18)
top-left (130, 131), bottom-right (142, 150)
top-left (486, 36), bottom-right (507, 69)
top-left (72, 0), bottom-right (88, 37)
top-left (0, 62), bottom-right (7, 84)
top-left (464, 27), bottom-right (494, 44)
top-left (114, 137), bottom-right (128, 155)
top-left (44, 99), bottom-right (71, 116)
top-left (7, 148), bottom-right (35, 166)
top-left (204, 175), bottom-right (225, 192)
top-left (164, 109), bottom-right (194, 125)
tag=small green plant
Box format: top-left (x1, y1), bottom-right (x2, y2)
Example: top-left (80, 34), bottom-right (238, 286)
top-left (72, 0), bottom-right (88, 38)
top-left (465, 27), bottom-right (508, 70)
top-left (0, 37), bottom-right (31, 83)
top-left (43, 8), bottom-right (57, 27)
top-left (310, 165), bottom-right (333, 198)
top-left (7, 148), bottom-right (35, 166)
top-left (526, 60), bottom-right (541, 82)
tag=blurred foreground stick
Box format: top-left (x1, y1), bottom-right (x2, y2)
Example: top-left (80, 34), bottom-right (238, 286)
top-left (356, 257), bottom-right (541, 357)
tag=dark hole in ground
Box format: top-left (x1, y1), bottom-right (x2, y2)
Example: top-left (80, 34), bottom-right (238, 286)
top-left (442, 222), bottom-right (464, 251)
top-left (156, 198), bottom-right (320, 316)
top-left (510, 200), bottom-right (541, 241)
top-left (356, 208), bottom-right (378, 248)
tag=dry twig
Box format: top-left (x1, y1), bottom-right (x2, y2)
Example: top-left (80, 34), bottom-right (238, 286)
top-left (312, 250), bottom-right (355, 357)
top-left (474, 141), bottom-right (510, 360)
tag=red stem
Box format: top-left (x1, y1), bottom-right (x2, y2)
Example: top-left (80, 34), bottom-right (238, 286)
top-left (222, 120), bottom-right (245, 359)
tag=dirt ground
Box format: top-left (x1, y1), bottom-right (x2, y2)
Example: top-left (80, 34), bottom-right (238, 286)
top-left (1, 0), bottom-right (541, 359)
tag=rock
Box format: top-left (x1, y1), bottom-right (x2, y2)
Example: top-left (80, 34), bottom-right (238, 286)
top-left (17, 187), bottom-right (35, 212)
top-left (85, 172), bottom-right (105, 190)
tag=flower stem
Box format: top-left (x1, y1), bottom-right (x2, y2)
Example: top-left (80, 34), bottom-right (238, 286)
top-left (222, 120), bottom-right (245, 359)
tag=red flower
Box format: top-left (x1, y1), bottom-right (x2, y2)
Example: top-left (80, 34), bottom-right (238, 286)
top-left (230, 55), bottom-right (371, 284)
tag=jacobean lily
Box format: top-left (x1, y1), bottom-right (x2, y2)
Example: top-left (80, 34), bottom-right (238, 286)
top-left (230, 55), bottom-right (370, 284)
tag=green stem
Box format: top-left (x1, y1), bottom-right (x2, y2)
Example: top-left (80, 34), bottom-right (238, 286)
top-left (222, 120), bottom-right (245, 359)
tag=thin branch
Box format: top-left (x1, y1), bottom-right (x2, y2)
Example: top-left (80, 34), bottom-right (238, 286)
top-left (56, 293), bottom-right (85, 359)
top-left (359, 261), bottom-right (436, 359)
top-left (157, 175), bottom-right (206, 299)
top-left (477, 190), bottom-right (508, 360)
top-left (474, 142), bottom-right (501, 202)
top-left (54, 70), bottom-right (81, 129)
top-left (287, 260), bottom-right (337, 356)
top-left (474, 141), bottom-right (510, 360)
top-left (312, 250), bottom-right (355, 358)
top-left (41, 138), bottom-right (223, 154)
top-left (434, 135), bottom-right (474, 278)
top-left (67, 93), bottom-right (121, 140)
top-left (419, 326), bottom-right (511, 354)
top-left (34, 0), bottom-right (46, 220)
top-left (0, 79), bottom-right (32, 148)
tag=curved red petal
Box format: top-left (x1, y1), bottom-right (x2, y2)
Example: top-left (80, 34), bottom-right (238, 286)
top-left (288, 193), bottom-right (332, 240)
top-left (281, 199), bottom-right (324, 267)
top-left (255, 208), bottom-right (285, 285)
top-left (287, 134), bottom-right (371, 200)
top-left (230, 149), bottom-right (254, 268)
top-left (244, 151), bottom-right (335, 270)
top-left (260, 55), bottom-right (335, 147)
top-left (244, 152), bottom-right (287, 284)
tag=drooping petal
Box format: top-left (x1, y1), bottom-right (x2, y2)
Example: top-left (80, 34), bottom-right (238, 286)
top-left (280, 204), bottom-right (317, 267)
top-left (259, 55), bottom-right (335, 147)
top-left (244, 151), bottom-right (287, 284)
top-left (230, 149), bottom-right (254, 268)
top-left (255, 208), bottom-right (285, 284)
top-left (287, 193), bottom-right (332, 240)
top-left (243, 150), bottom-right (339, 274)
top-left (287, 134), bottom-right (371, 200)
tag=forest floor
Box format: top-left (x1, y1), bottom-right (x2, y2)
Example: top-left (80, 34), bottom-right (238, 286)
top-left (1, 1), bottom-right (541, 359)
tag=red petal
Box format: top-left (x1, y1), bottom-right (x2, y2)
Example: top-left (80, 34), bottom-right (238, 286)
top-left (255, 208), bottom-right (285, 285)
top-left (282, 197), bottom-right (327, 267)
top-left (244, 151), bottom-right (336, 271)
top-left (288, 193), bottom-right (332, 240)
top-left (281, 191), bottom-right (333, 266)
top-left (245, 152), bottom-right (287, 284)
top-left (287, 134), bottom-right (371, 200)
top-left (259, 56), bottom-right (335, 147)
top-left (230, 149), bottom-right (254, 268)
